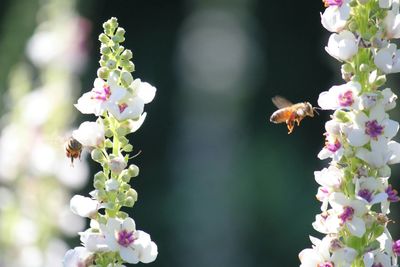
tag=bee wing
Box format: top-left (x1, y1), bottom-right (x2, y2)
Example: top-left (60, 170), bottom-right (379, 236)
top-left (271, 95), bottom-right (293, 109)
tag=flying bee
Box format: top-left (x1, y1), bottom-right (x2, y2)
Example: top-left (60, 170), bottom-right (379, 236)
top-left (270, 95), bottom-right (318, 134)
top-left (65, 137), bottom-right (83, 166)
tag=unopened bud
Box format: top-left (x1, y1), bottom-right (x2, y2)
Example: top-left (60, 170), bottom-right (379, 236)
top-left (97, 67), bottom-right (109, 80)
top-left (121, 49), bottom-right (133, 60)
top-left (99, 33), bottom-right (110, 44)
top-left (124, 196), bottom-right (136, 207)
top-left (100, 45), bottom-right (111, 55)
top-left (375, 75), bottom-right (386, 87)
top-left (91, 149), bottom-right (106, 163)
top-left (109, 156), bottom-right (127, 175)
top-left (106, 59), bottom-right (117, 69)
top-left (105, 179), bottom-right (119, 191)
top-left (121, 71), bottom-right (133, 86)
top-left (359, 64), bottom-right (369, 72)
top-left (94, 171), bottom-right (107, 183)
top-left (128, 164), bottom-right (139, 178)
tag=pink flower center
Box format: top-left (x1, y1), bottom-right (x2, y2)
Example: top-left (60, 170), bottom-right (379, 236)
top-left (92, 84), bottom-right (111, 101)
top-left (386, 185), bottom-right (400, 202)
top-left (326, 139), bottom-right (341, 153)
top-left (118, 103), bottom-right (128, 113)
top-left (365, 120), bottom-right (384, 138)
top-left (323, 0), bottom-right (343, 7)
top-left (338, 90), bottom-right (354, 107)
top-left (117, 229), bottom-right (135, 247)
top-left (318, 262), bottom-right (334, 267)
top-left (338, 206), bottom-right (354, 223)
top-left (393, 240), bottom-right (400, 256)
top-left (358, 189), bottom-right (373, 203)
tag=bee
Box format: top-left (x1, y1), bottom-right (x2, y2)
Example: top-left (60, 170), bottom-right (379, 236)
top-left (270, 95), bottom-right (318, 134)
top-left (65, 137), bottom-right (83, 166)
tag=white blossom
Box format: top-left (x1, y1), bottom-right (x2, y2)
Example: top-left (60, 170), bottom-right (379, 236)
top-left (321, 0), bottom-right (351, 33)
top-left (70, 195), bottom-right (99, 218)
top-left (374, 43), bottom-right (400, 74)
top-left (100, 217), bottom-right (158, 264)
top-left (72, 121), bottom-right (105, 148)
top-left (325, 30), bottom-right (358, 61)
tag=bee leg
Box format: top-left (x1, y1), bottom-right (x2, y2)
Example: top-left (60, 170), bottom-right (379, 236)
top-left (296, 118), bottom-right (301, 126)
top-left (286, 120), bottom-right (294, 134)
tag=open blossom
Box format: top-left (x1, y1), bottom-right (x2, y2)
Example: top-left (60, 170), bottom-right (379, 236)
top-left (70, 195), bottom-right (99, 218)
top-left (299, 236), bottom-right (357, 267)
top-left (374, 43), bottom-right (400, 74)
top-left (315, 166), bottom-right (343, 211)
top-left (343, 105), bottom-right (399, 147)
top-left (325, 30), bottom-right (358, 61)
top-left (100, 217), bottom-right (158, 264)
top-left (329, 192), bottom-right (368, 237)
top-left (72, 121), bottom-right (105, 147)
top-left (107, 79), bottom-right (156, 121)
top-left (363, 251), bottom-right (391, 267)
top-left (321, 0), bottom-right (351, 32)
top-left (384, 8), bottom-right (400, 38)
top-left (318, 81), bottom-right (361, 110)
top-left (354, 177), bottom-right (388, 205)
top-left (63, 247), bottom-right (94, 267)
top-left (74, 72), bottom-right (125, 115)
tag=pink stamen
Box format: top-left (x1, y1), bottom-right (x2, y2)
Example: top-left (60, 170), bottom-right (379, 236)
top-left (323, 0), bottom-right (343, 7)
top-left (118, 103), bottom-right (128, 113)
top-left (338, 206), bottom-right (354, 223)
top-left (92, 84), bottom-right (111, 101)
top-left (117, 229), bottom-right (135, 247)
top-left (338, 90), bottom-right (354, 107)
top-left (365, 120), bottom-right (384, 139)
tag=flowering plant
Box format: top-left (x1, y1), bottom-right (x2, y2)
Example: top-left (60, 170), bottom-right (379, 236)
top-left (299, 0), bottom-right (400, 266)
top-left (64, 17), bottom-right (158, 266)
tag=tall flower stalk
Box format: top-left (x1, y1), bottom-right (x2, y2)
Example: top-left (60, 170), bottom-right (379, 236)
top-left (300, 1), bottom-right (400, 266)
top-left (64, 18), bottom-right (158, 266)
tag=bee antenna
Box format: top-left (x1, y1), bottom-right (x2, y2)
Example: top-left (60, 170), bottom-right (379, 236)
top-left (313, 107), bottom-right (321, 115)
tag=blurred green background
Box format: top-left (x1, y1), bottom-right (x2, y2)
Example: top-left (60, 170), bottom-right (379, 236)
top-left (1, 0), bottom-right (400, 266)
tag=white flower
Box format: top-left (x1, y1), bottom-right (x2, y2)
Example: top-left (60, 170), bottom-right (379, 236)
top-left (321, 0), bottom-right (351, 33)
top-left (74, 72), bottom-right (125, 115)
top-left (110, 156), bottom-right (127, 174)
top-left (329, 192), bottom-right (368, 237)
top-left (105, 179), bottom-right (119, 191)
top-left (72, 121), bottom-right (105, 147)
top-left (374, 43), bottom-right (400, 74)
top-left (356, 139), bottom-right (398, 168)
top-left (63, 247), bottom-right (93, 267)
top-left (381, 88), bottom-right (397, 111)
top-left (79, 228), bottom-right (109, 252)
top-left (384, 8), bottom-right (400, 38)
top-left (343, 105), bottom-right (399, 147)
top-left (354, 177), bottom-right (387, 205)
top-left (107, 79), bottom-right (156, 121)
top-left (70, 195), bottom-right (99, 218)
top-left (318, 81), bottom-right (361, 110)
top-left (318, 120), bottom-right (345, 162)
top-left (315, 166), bottom-right (343, 211)
top-left (299, 235), bottom-right (356, 267)
top-left (100, 217), bottom-right (158, 264)
top-left (312, 210), bottom-right (341, 234)
top-left (363, 251), bottom-right (391, 267)
top-left (325, 30), bottom-right (358, 61)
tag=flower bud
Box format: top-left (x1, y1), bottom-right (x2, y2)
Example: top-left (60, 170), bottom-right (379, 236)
top-left (91, 149), bottom-right (106, 163)
top-left (121, 71), bottom-right (133, 86)
top-left (106, 59), bottom-right (117, 69)
top-left (99, 33), bottom-right (110, 44)
top-left (109, 156), bottom-right (127, 175)
top-left (124, 196), bottom-right (136, 207)
top-left (126, 188), bottom-right (138, 201)
top-left (96, 189), bottom-right (107, 202)
top-left (120, 182), bottom-right (130, 191)
top-left (359, 64), bottom-right (369, 72)
top-left (121, 49), bottom-right (133, 60)
top-left (333, 110), bottom-right (350, 123)
top-left (94, 171), bottom-right (107, 183)
top-left (100, 44), bottom-right (111, 55)
top-left (375, 75), bottom-right (386, 87)
top-left (128, 164), bottom-right (139, 178)
top-left (105, 179), bottom-right (119, 191)
top-left (105, 129), bottom-right (113, 138)
top-left (97, 67), bottom-right (109, 80)
top-left (122, 60), bottom-right (135, 72)
top-left (122, 144), bottom-right (133, 152)
top-left (104, 139), bottom-right (113, 148)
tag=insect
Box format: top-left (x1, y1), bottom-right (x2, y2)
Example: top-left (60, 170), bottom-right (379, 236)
top-left (65, 137), bottom-right (83, 166)
top-left (270, 95), bottom-right (318, 134)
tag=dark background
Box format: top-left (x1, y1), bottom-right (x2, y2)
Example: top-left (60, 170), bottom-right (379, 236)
top-left (1, 0), bottom-right (400, 266)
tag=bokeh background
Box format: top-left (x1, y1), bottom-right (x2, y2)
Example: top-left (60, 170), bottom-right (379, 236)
top-left (0, 0), bottom-right (400, 266)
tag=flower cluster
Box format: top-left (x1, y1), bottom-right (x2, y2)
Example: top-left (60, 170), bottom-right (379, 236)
top-left (300, 1), bottom-right (400, 266)
top-left (64, 18), bottom-right (157, 266)
top-left (0, 2), bottom-right (91, 266)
